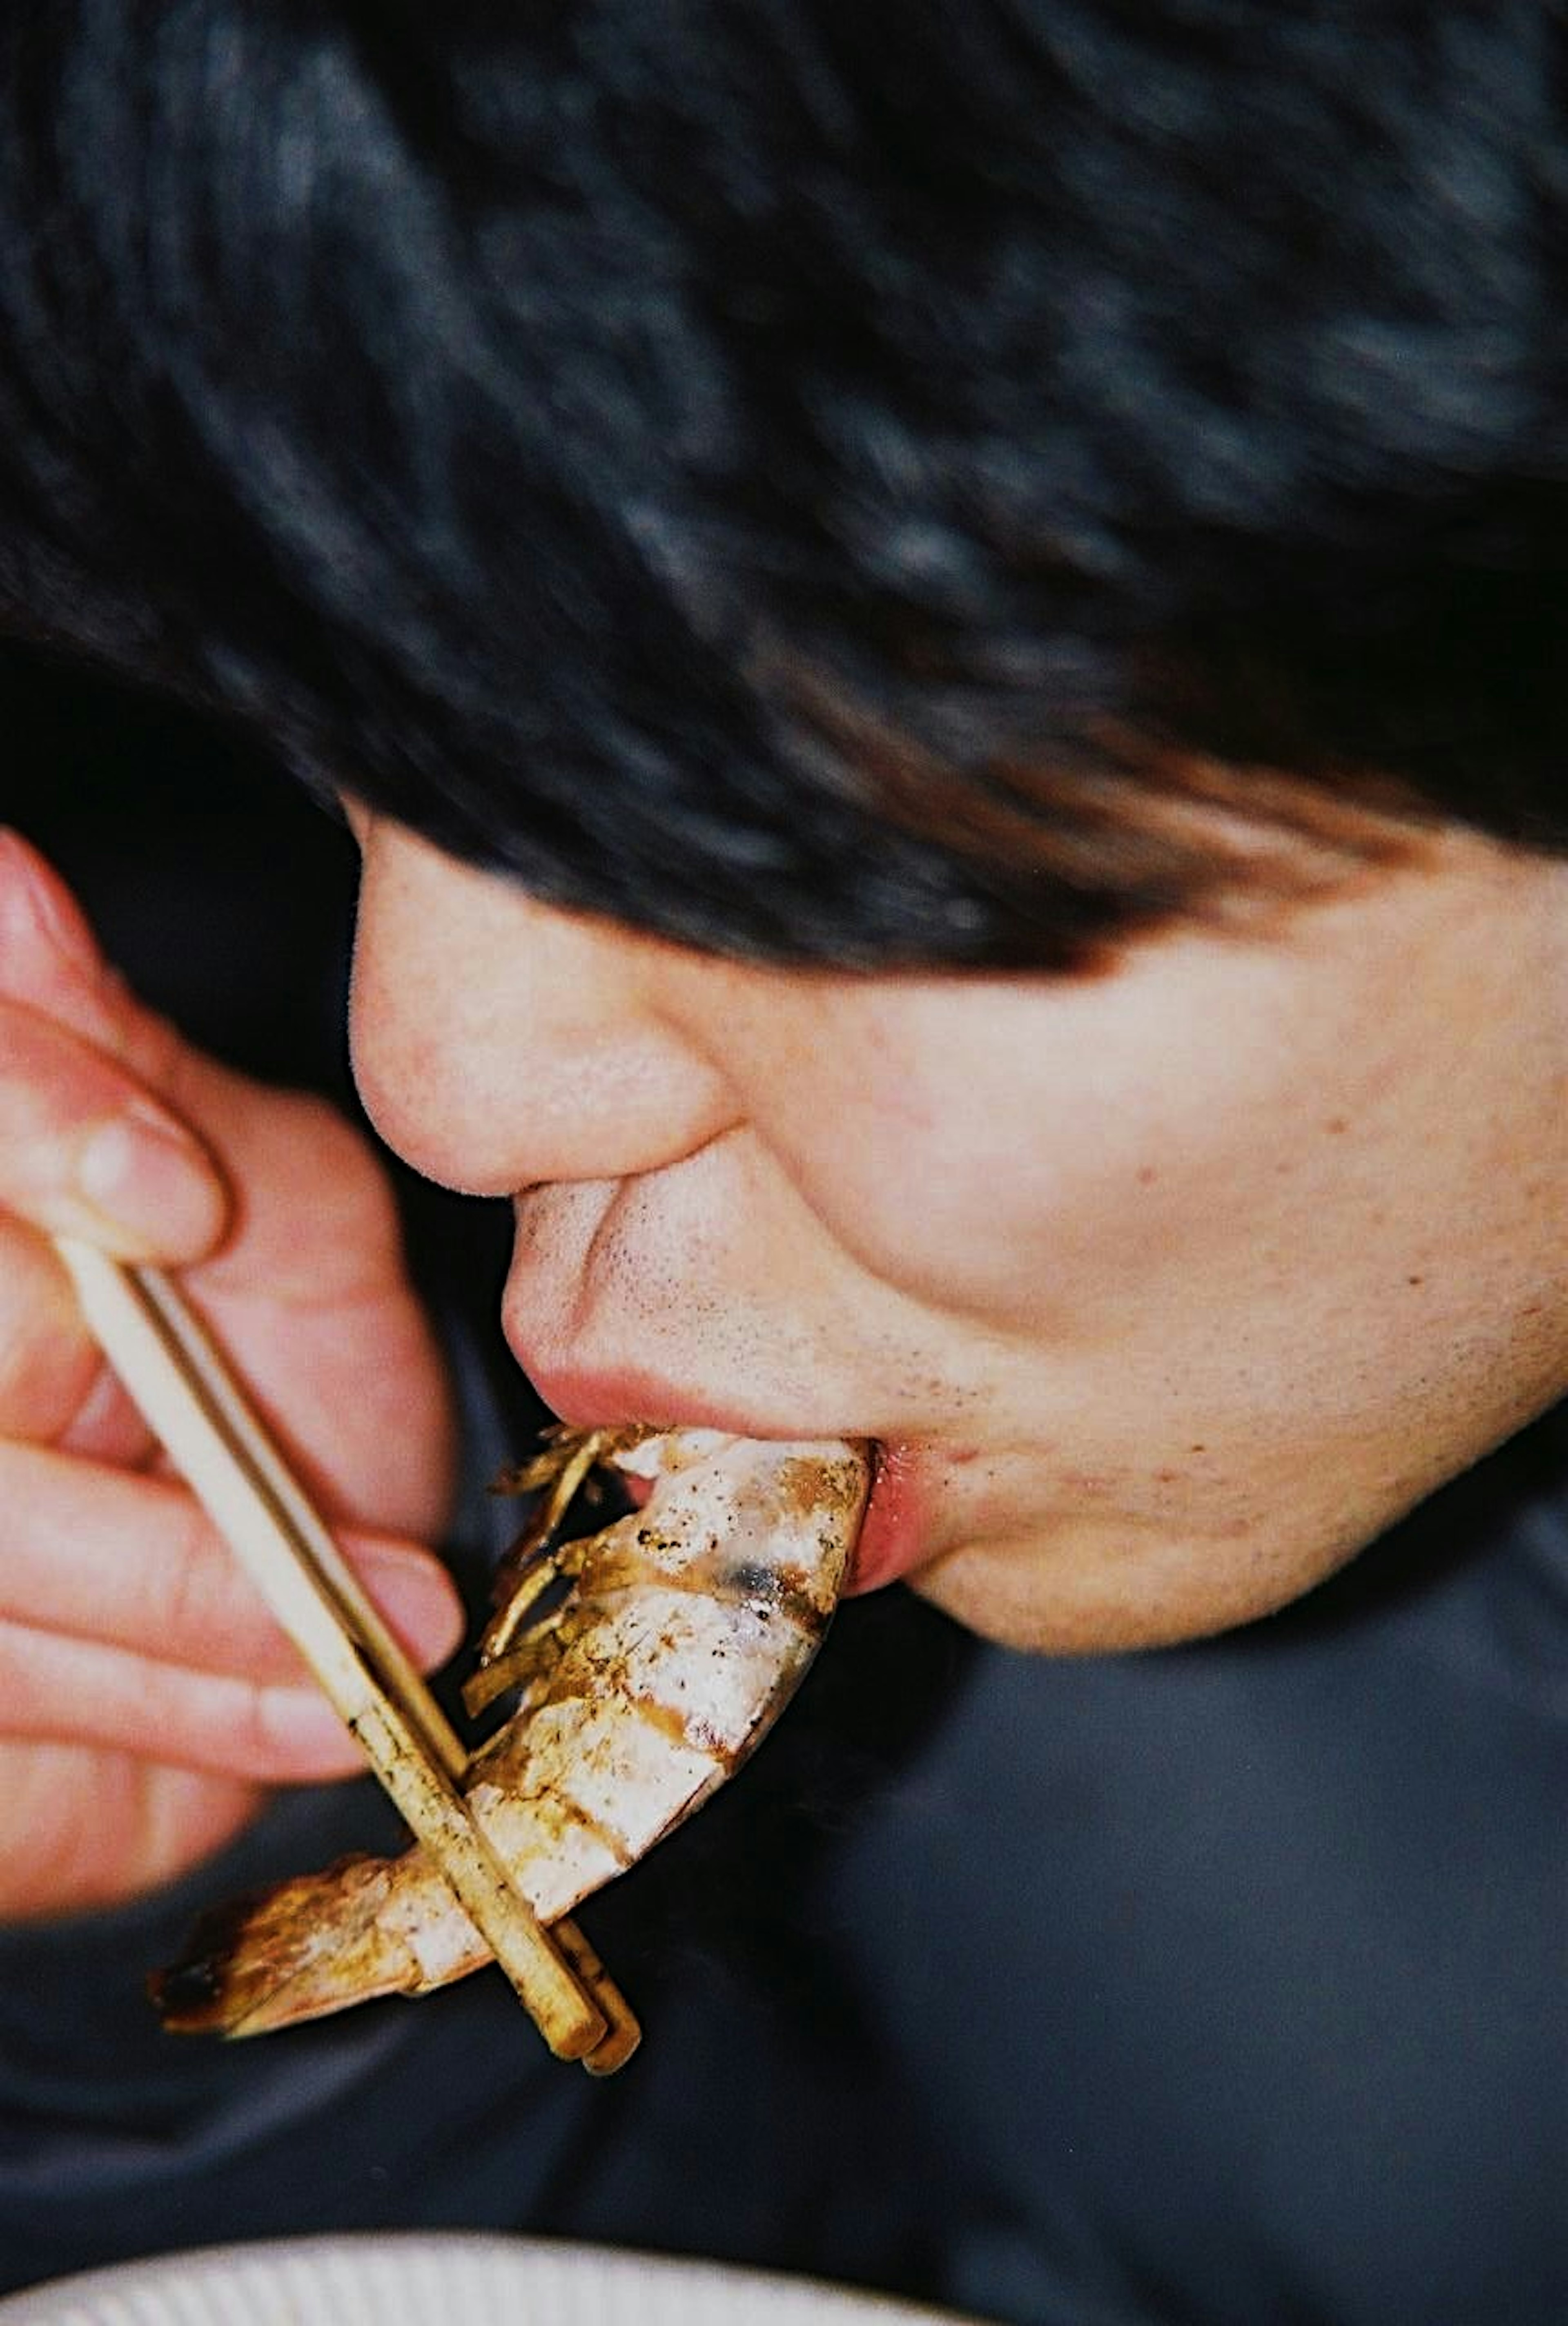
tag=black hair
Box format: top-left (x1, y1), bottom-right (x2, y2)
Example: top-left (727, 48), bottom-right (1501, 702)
top-left (2, 0), bottom-right (1567, 966)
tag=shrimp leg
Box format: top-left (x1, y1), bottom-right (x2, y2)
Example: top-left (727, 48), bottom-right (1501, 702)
top-left (153, 1430), bottom-right (870, 2041)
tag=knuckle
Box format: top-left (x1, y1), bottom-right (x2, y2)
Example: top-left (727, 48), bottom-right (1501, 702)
top-left (0, 996), bottom-right (104, 1142)
top-left (51, 1358), bottom-right (158, 1464)
top-left (0, 1615), bottom-right (57, 1734)
top-left (146, 1490), bottom-right (301, 1683)
top-left (0, 1226), bottom-right (100, 1441)
top-left (156, 1492), bottom-right (219, 1654)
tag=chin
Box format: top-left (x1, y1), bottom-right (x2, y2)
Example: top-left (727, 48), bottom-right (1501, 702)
top-left (906, 1532), bottom-right (1353, 1655)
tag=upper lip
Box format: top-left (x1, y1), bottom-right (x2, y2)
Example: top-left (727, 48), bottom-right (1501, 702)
top-left (510, 1349), bottom-right (824, 1441)
top-left (502, 1183), bottom-right (878, 1442)
top-left (502, 1291), bottom-right (926, 1586)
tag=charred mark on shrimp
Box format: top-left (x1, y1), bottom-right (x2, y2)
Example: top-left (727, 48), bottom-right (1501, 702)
top-left (153, 1428), bottom-right (870, 2042)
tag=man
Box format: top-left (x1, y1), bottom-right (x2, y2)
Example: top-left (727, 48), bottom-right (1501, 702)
top-left (0, 4), bottom-right (1563, 2317)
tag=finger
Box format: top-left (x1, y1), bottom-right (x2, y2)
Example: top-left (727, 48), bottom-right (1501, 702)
top-left (0, 1440), bottom-right (466, 1683)
top-left (0, 833), bottom-right (397, 1304)
top-left (0, 830), bottom-right (230, 1261)
top-left (0, 830), bottom-right (356, 1274)
top-left (0, 1214), bottom-right (154, 1454)
top-left (0, 992), bottom-right (228, 1261)
top-left (0, 1616), bottom-right (376, 1782)
top-left (0, 1212), bottom-right (116, 1443)
top-left (0, 1740), bottom-right (265, 1920)
top-left (0, 826), bottom-right (155, 1054)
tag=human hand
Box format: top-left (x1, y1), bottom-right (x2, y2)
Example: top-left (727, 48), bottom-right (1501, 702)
top-left (0, 828), bottom-right (464, 1919)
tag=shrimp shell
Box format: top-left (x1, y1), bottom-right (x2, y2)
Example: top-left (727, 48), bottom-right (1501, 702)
top-left (152, 1429), bottom-right (870, 2039)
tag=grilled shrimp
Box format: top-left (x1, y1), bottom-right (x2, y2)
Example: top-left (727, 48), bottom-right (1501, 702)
top-left (152, 1428), bottom-right (870, 2039)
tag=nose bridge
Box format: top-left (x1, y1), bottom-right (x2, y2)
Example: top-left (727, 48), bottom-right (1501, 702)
top-left (347, 823), bottom-right (735, 1194)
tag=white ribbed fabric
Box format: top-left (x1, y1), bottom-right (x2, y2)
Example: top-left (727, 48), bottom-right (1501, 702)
top-left (0, 2236), bottom-right (980, 2326)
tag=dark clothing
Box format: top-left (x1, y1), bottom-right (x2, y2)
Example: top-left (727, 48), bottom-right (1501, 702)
top-left (2, 687), bottom-right (1564, 2322)
top-left (4, 1405), bottom-right (1565, 2323)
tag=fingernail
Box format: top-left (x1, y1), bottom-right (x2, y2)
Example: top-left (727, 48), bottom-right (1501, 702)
top-left (355, 1545), bottom-right (466, 1671)
top-left (73, 1099), bottom-right (227, 1253)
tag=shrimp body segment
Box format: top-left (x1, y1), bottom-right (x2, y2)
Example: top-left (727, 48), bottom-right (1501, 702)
top-left (153, 1430), bottom-right (871, 2038)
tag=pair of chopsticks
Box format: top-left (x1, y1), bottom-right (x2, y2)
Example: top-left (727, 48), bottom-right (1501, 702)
top-left (55, 1237), bottom-right (639, 2074)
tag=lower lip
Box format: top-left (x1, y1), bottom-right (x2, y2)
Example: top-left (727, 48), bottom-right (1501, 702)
top-left (849, 1441), bottom-right (934, 1594)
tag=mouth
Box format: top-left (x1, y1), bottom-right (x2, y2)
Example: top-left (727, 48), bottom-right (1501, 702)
top-left (851, 1440), bottom-right (933, 1592)
top-left (517, 1356), bottom-right (791, 1439)
top-left (503, 1280), bottom-right (941, 1595)
top-left (522, 1363), bottom-right (934, 1597)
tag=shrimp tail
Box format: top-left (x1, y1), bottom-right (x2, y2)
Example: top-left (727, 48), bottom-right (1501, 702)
top-left (150, 1847), bottom-right (493, 2036)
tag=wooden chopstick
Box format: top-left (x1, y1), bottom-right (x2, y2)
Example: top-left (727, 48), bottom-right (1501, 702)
top-left (54, 1236), bottom-right (638, 2066)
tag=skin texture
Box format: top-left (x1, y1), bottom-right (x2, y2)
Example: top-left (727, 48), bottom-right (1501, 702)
top-left (1, 793), bottom-right (1564, 1925)
top-left (345, 805), bottom-right (1568, 1653)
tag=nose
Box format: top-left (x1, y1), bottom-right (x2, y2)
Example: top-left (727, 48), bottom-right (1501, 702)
top-left (346, 818), bottom-right (737, 1195)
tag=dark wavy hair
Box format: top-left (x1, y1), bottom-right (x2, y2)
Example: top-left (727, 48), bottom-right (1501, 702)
top-left (2, 0), bottom-right (1566, 965)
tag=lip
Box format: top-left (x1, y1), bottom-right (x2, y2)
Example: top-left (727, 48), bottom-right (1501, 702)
top-left (501, 1244), bottom-right (814, 1438)
top-left (849, 1440), bottom-right (935, 1593)
top-left (517, 1353), bottom-right (812, 1440)
top-left (519, 1357), bottom-right (935, 1595)
top-left (504, 1271), bottom-right (944, 1592)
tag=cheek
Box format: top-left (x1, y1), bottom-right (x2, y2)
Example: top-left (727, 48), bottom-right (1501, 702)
top-left (755, 1106), bottom-right (1062, 1324)
top-left (743, 1058), bottom-right (1279, 1339)
top-left (712, 963), bottom-right (1314, 1332)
